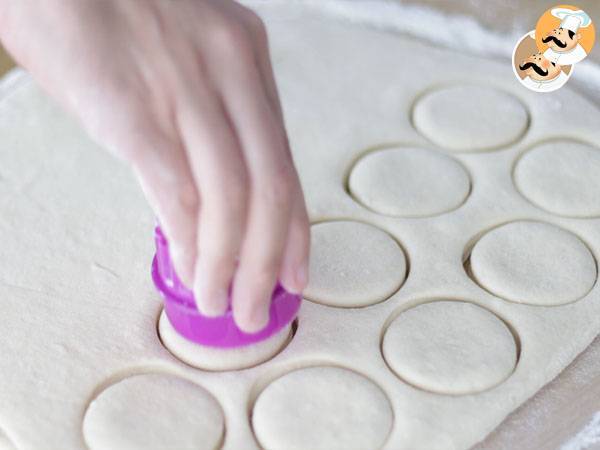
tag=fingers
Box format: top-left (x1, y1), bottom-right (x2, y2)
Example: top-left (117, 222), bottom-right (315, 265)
top-left (232, 165), bottom-right (295, 332)
top-left (242, 12), bottom-right (311, 295)
top-left (129, 129), bottom-right (199, 286)
top-left (206, 24), bottom-right (299, 332)
top-left (279, 189), bottom-right (311, 294)
top-left (175, 79), bottom-right (249, 317)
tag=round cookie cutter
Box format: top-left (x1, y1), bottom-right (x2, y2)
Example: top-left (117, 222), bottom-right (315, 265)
top-left (151, 226), bottom-right (301, 348)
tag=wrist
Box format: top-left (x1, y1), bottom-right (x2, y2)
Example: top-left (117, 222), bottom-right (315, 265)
top-left (0, 0), bottom-right (29, 51)
top-left (0, 0), bottom-right (77, 68)
top-left (0, 0), bottom-right (13, 41)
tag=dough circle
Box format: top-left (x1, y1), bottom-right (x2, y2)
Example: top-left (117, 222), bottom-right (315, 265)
top-left (304, 221), bottom-right (407, 307)
top-left (470, 221), bottom-right (597, 305)
top-left (348, 146), bottom-right (470, 217)
top-left (158, 310), bottom-right (292, 371)
top-left (412, 85), bottom-right (528, 152)
top-left (514, 140), bottom-right (600, 217)
top-left (382, 301), bottom-right (517, 394)
top-left (83, 373), bottom-right (224, 450)
top-left (252, 366), bottom-right (393, 450)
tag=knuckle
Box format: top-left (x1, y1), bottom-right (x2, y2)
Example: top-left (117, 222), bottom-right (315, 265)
top-left (259, 166), bottom-right (295, 207)
top-left (244, 10), bottom-right (268, 40)
top-left (174, 181), bottom-right (199, 213)
top-left (213, 20), bottom-right (252, 58)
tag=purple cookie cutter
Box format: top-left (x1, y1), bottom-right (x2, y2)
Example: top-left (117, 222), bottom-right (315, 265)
top-left (151, 226), bottom-right (301, 348)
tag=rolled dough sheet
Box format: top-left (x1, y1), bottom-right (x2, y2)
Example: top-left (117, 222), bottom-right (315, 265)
top-left (83, 373), bottom-right (224, 450)
top-left (1, 3), bottom-right (600, 449)
top-left (348, 146), bottom-right (470, 217)
top-left (252, 366), bottom-right (393, 450)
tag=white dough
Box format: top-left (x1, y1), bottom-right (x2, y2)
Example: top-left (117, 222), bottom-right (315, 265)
top-left (382, 301), bottom-right (517, 395)
top-left (3, 3), bottom-right (600, 450)
top-left (252, 366), bottom-right (393, 450)
top-left (304, 221), bottom-right (406, 307)
top-left (0, 429), bottom-right (14, 450)
top-left (514, 140), bottom-right (600, 218)
top-left (470, 221), bottom-right (597, 306)
top-left (158, 310), bottom-right (291, 371)
top-left (348, 146), bottom-right (470, 217)
top-left (412, 85), bottom-right (528, 152)
top-left (83, 373), bottom-right (224, 450)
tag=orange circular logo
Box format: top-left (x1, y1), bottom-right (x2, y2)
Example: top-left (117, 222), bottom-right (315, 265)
top-left (536, 5), bottom-right (595, 61)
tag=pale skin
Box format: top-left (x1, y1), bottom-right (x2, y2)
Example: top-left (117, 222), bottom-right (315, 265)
top-left (0, 0), bottom-right (310, 333)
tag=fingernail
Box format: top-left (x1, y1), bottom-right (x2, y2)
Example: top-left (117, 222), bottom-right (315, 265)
top-left (192, 275), bottom-right (207, 314)
top-left (195, 284), bottom-right (229, 317)
top-left (193, 278), bottom-right (204, 313)
top-left (254, 305), bottom-right (270, 330)
top-left (211, 289), bottom-right (229, 316)
top-left (240, 302), bottom-right (269, 334)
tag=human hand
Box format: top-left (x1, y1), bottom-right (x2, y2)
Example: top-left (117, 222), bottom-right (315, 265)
top-left (0, 0), bottom-right (310, 332)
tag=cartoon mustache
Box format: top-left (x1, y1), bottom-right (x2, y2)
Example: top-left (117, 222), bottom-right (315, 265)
top-left (519, 62), bottom-right (549, 76)
top-left (542, 35), bottom-right (567, 48)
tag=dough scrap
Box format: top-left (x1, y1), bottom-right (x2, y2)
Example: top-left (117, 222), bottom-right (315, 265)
top-left (252, 366), bottom-right (393, 450)
top-left (412, 85), bottom-right (528, 152)
top-left (514, 140), bottom-right (600, 217)
top-left (348, 146), bottom-right (470, 217)
top-left (304, 221), bottom-right (406, 307)
top-left (382, 301), bottom-right (517, 395)
top-left (83, 373), bottom-right (224, 450)
top-left (470, 221), bottom-right (597, 306)
top-left (158, 310), bottom-right (291, 371)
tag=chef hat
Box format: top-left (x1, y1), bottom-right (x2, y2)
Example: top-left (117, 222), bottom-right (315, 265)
top-left (551, 8), bottom-right (592, 33)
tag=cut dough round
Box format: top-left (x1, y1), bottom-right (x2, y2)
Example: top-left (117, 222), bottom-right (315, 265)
top-left (158, 310), bottom-right (291, 371)
top-left (304, 221), bottom-right (406, 307)
top-left (412, 85), bottom-right (528, 152)
top-left (514, 140), bottom-right (600, 217)
top-left (470, 221), bottom-right (596, 305)
top-left (83, 373), bottom-right (224, 450)
top-left (348, 146), bottom-right (470, 217)
top-left (252, 366), bottom-right (393, 450)
top-left (382, 301), bottom-right (517, 394)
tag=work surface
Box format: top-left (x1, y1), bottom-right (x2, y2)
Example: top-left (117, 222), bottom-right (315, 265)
top-left (1, 2), bottom-right (600, 449)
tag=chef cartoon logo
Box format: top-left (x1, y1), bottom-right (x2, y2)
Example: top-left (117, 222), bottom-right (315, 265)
top-left (512, 5), bottom-right (595, 93)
